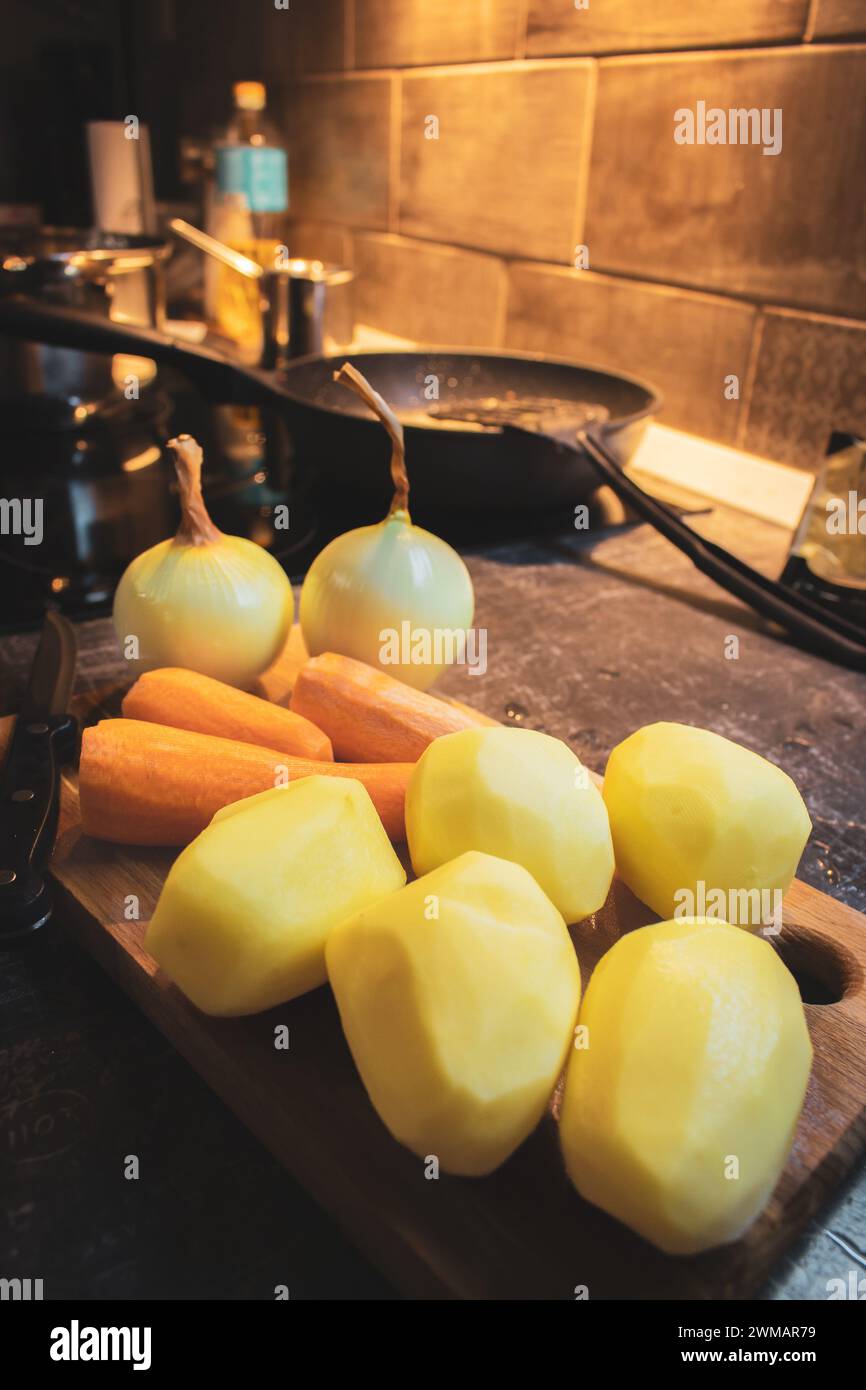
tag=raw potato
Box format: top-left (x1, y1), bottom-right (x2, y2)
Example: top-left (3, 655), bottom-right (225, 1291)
top-left (326, 851), bottom-right (581, 1176)
top-left (559, 917), bottom-right (812, 1255)
top-left (603, 722), bottom-right (812, 927)
top-left (145, 776), bottom-right (406, 1016)
top-left (405, 727), bottom-right (614, 923)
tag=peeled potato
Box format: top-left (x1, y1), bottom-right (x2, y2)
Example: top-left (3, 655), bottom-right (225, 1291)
top-left (326, 850), bottom-right (581, 1176)
top-left (405, 727), bottom-right (614, 923)
top-left (145, 776), bottom-right (405, 1016)
top-left (560, 917), bottom-right (811, 1254)
top-left (603, 722), bottom-right (811, 927)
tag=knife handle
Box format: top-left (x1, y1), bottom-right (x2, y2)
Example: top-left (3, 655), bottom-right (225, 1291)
top-left (0, 713), bottom-right (77, 941)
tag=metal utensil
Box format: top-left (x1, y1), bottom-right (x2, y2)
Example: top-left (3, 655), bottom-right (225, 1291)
top-left (276, 258), bottom-right (355, 361)
top-left (0, 229), bottom-right (170, 425)
top-left (0, 612), bottom-right (78, 941)
top-left (434, 399), bottom-right (866, 670)
top-left (169, 218), bottom-right (354, 365)
top-left (169, 217), bottom-right (263, 281)
top-left (0, 307), bottom-right (661, 513)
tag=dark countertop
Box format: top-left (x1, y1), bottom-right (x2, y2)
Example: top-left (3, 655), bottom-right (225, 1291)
top-left (1, 503), bottom-right (864, 1300)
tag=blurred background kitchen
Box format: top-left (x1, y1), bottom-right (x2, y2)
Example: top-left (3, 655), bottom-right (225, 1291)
top-left (2, 1), bottom-right (866, 1303)
top-left (0, 0), bottom-right (864, 630)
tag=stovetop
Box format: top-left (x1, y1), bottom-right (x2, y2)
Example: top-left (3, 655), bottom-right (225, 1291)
top-left (0, 367), bottom-right (593, 634)
top-left (7, 364), bottom-right (861, 647)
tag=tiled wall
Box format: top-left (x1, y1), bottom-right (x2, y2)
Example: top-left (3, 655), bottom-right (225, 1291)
top-left (252, 0), bottom-right (863, 470)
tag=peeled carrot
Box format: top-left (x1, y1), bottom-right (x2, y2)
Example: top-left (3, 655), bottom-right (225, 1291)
top-left (79, 719), bottom-right (411, 845)
top-left (122, 667), bottom-right (333, 761)
top-left (252, 621), bottom-right (310, 706)
top-left (290, 652), bottom-right (494, 762)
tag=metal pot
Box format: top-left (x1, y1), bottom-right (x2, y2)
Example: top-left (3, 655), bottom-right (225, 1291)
top-left (169, 218), bottom-right (354, 366)
top-left (0, 229), bottom-right (170, 428)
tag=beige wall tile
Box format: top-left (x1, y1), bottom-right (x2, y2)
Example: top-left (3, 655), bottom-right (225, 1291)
top-left (282, 76), bottom-right (392, 227)
top-left (354, 0), bottom-right (522, 68)
top-left (809, 0), bottom-right (866, 39)
top-left (353, 233), bottom-right (506, 344)
top-left (399, 62), bottom-right (594, 261)
top-left (287, 221), bottom-right (354, 265)
top-left (742, 308), bottom-right (866, 470)
top-left (527, 0), bottom-right (809, 54)
top-left (585, 47), bottom-right (866, 317)
top-left (505, 263), bottom-right (756, 443)
top-left (260, 0), bottom-right (346, 77)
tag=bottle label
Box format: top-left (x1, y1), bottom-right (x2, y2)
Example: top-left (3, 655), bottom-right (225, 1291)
top-left (215, 145), bottom-right (288, 213)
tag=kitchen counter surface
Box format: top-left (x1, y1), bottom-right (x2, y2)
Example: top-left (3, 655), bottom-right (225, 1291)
top-left (1, 501), bottom-right (864, 1301)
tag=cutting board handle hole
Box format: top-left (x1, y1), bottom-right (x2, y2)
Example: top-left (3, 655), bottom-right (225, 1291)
top-left (773, 933), bottom-right (850, 1005)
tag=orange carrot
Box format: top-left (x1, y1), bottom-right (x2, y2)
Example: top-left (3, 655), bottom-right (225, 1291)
top-left (122, 667), bottom-right (333, 761)
top-left (79, 719), bottom-right (411, 845)
top-left (252, 621), bottom-right (310, 706)
top-left (290, 652), bottom-right (494, 762)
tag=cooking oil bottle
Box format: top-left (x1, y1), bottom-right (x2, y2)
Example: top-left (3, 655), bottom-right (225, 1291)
top-left (210, 81), bottom-right (288, 356)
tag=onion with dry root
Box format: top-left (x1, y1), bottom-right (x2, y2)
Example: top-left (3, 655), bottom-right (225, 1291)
top-left (299, 364), bottom-right (475, 691)
top-left (113, 435), bottom-right (293, 688)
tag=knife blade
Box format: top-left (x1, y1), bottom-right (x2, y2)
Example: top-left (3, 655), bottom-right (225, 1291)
top-left (0, 611), bottom-right (78, 941)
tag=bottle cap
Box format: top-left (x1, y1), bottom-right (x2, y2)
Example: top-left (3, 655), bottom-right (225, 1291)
top-left (234, 81), bottom-right (266, 112)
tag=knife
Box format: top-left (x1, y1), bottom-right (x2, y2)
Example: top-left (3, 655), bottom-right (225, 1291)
top-left (0, 611), bottom-right (78, 941)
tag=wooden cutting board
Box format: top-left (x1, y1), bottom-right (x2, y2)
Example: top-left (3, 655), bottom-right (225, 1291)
top-left (9, 678), bottom-right (866, 1300)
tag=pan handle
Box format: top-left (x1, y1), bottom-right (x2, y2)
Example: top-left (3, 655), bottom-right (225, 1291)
top-left (0, 295), bottom-right (292, 410)
top-left (577, 426), bottom-right (866, 672)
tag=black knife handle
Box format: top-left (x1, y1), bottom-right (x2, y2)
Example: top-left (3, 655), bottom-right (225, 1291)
top-left (0, 713), bottom-right (77, 942)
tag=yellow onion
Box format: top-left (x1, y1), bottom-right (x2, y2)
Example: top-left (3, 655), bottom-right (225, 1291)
top-left (113, 434), bottom-right (293, 688)
top-left (300, 364), bottom-right (474, 691)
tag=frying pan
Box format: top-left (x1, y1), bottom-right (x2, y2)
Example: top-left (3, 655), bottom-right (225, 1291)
top-left (274, 348), bottom-right (657, 515)
top-left (1, 296), bottom-right (864, 669)
top-left (0, 296), bottom-right (658, 514)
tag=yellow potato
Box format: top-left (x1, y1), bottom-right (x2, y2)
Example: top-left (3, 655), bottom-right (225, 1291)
top-left (326, 851), bottom-right (581, 1176)
top-left (405, 727), bottom-right (614, 923)
top-left (145, 776), bottom-right (405, 1016)
top-left (560, 917), bottom-right (811, 1254)
top-left (603, 722), bottom-right (811, 927)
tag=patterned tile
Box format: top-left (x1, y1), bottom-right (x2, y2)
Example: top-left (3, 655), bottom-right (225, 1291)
top-left (743, 308), bottom-right (866, 470)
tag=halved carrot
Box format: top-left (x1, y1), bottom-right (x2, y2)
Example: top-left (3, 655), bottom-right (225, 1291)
top-left (121, 667), bottom-right (333, 761)
top-left (290, 652), bottom-right (494, 762)
top-left (79, 719), bottom-right (411, 845)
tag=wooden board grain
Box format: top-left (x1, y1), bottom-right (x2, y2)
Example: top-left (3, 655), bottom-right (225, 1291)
top-left (6, 671), bottom-right (865, 1301)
